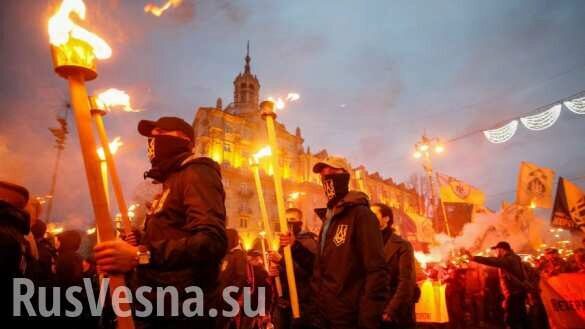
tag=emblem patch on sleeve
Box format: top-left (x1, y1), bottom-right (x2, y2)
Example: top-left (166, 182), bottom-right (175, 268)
top-left (333, 224), bottom-right (348, 246)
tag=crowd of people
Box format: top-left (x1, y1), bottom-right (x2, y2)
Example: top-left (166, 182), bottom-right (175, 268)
top-left (1, 115), bottom-right (583, 329)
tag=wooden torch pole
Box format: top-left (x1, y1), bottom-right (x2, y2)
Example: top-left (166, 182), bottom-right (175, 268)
top-left (251, 161), bottom-right (284, 296)
top-left (67, 73), bottom-right (134, 329)
top-left (260, 100), bottom-right (300, 318)
top-left (90, 107), bottom-right (133, 236)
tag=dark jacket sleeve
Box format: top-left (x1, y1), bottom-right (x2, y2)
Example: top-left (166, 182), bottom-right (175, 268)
top-left (472, 256), bottom-right (507, 269)
top-left (148, 163), bottom-right (227, 268)
top-left (385, 242), bottom-right (416, 318)
top-left (356, 207), bottom-right (389, 329)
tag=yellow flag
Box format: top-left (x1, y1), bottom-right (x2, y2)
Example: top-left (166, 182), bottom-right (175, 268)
top-left (516, 161), bottom-right (555, 208)
top-left (551, 177), bottom-right (585, 230)
top-left (436, 172), bottom-right (485, 206)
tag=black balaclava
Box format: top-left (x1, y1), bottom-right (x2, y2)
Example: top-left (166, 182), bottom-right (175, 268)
top-left (144, 135), bottom-right (192, 182)
top-left (288, 222), bottom-right (303, 237)
top-left (321, 172), bottom-right (350, 208)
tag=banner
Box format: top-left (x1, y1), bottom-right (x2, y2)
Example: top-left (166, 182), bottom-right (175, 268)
top-left (540, 273), bottom-right (585, 329)
top-left (392, 208), bottom-right (418, 241)
top-left (551, 177), bottom-right (585, 230)
top-left (516, 161), bottom-right (555, 208)
top-left (436, 172), bottom-right (485, 206)
top-left (415, 280), bottom-right (449, 323)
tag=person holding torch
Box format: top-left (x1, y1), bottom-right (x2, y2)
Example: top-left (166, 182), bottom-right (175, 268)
top-left (269, 207), bottom-right (319, 329)
top-left (93, 117), bottom-right (227, 328)
top-left (306, 158), bottom-right (388, 329)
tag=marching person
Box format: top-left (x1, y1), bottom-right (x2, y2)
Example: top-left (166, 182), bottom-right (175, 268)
top-left (310, 158), bottom-right (388, 329)
top-left (370, 203), bottom-right (417, 329)
top-left (94, 116), bottom-right (227, 329)
top-left (0, 181), bottom-right (31, 322)
top-left (270, 207), bottom-right (319, 329)
top-left (468, 241), bottom-right (530, 329)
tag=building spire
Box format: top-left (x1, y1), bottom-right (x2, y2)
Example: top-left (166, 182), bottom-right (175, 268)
top-left (244, 40), bottom-right (251, 74)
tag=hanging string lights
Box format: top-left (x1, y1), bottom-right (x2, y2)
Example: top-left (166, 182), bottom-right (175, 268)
top-left (563, 96), bottom-right (585, 115)
top-left (482, 93), bottom-right (585, 144)
top-left (520, 104), bottom-right (562, 131)
top-left (483, 120), bottom-right (519, 144)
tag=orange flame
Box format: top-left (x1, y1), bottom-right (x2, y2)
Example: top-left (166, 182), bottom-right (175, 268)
top-left (267, 92), bottom-right (300, 111)
top-left (287, 191), bottom-right (304, 201)
top-left (97, 136), bottom-right (123, 160)
top-left (267, 97), bottom-right (286, 110)
top-left (97, 88), bottom-right (141, 112)
top-left (144, 0), bottom-right (183, 17)
top-left (253, 146), bottom-right (272, 162)
top-left (48, 0), bottom-right (112, 59)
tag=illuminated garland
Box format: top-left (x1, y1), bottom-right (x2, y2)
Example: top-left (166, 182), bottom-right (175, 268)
top-left (520, 104), bottom-right (562, 131)
top-left (564, 96), bottom-right (585, 114)
top-left (483, 120), bottom-right (518, 144)
top-left (482, 93), bottom-right (585, 144)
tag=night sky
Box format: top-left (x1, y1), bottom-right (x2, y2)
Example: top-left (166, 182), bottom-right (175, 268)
top-left (1, 0), bottom-right (584, 227)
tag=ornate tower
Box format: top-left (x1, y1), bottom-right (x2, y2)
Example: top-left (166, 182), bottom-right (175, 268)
top-left (231, 42), bottom-right (260, 115)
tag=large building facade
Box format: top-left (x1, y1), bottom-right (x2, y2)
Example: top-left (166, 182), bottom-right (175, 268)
top-left (191, 47), bottom-right (421, 245)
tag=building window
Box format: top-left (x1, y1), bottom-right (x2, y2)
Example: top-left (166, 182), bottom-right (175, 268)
top-left (224, 143), bottom-right (232, 152)
top-left (240, 217), bottom-right (248, 228)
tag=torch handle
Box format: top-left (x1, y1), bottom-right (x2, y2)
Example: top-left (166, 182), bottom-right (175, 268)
top-left (67, 74), bottom-right (134, 329)
top-left (264, 113), bottom-right (300, 318)
top-left (275, 276), bottom-right (284, 297)
top-left (93, 114), bottom-right (133, 237)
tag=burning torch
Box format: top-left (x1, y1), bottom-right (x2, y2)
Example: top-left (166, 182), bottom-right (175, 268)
top-left (48, 1), bottom-right (134, 328)
top-left (250, 146), bottom-right (284, 296)
top-left (260, 100), bottom-right (300, 318)
top-left (90, 89), bottom-right (138, 237)
top-left (96, 137), bottom-right (123, 210)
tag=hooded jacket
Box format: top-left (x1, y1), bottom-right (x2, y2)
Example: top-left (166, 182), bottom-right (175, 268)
top-left (137, 156), bottom-right (227, 299)
top-left (312, 191), bottom-right (388, 329)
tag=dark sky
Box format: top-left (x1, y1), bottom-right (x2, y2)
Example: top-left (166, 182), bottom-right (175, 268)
top-left (1, 0), bottom-right (584, 227)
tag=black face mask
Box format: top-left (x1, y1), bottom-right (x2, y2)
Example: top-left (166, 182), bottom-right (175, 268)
top-left (321, 172), bottom-right (350, 208)
top-left (289, 222), bottom-right (302, 237)
top-left (144, 135), bottom-right (192, 182)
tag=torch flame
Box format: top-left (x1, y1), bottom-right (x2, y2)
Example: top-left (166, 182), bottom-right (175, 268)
top-left (288, 191), bottom-right (305, 201)
top-left (267, 92), bottom-right (300, 111)
top-left (48, 0), bottom-right (112, 59)
top-left (97, 136), bottom-right (123, 160)
top-left (144, 0), bottom-right (183, 17)
top-left (97, 88), bottom-right (141, 112)
top-left (267, 97), bottom-right (286, 110)
top-left (253, 146), bottom-right (272, 162)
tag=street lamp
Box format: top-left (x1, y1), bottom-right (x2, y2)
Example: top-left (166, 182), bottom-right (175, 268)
top-left (412, 135), bottom-right (451, 237)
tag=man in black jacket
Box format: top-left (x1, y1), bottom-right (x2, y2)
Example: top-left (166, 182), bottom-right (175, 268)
top-left (310, 158), bottom-right (388, 329)
top-left (469, 241), bottom-right (529, 329)
top-left (94, 117), bottom-right (227, 329)
top-left (371, 203), bottom-right (416, 329)
top-left (270, 207), bottom-right (319, 329)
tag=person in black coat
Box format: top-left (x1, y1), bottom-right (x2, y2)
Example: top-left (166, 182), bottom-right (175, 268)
top-left (270, 207), bottom-right (319, 329)
top-left (94, 117), bottom-right (227, 329)
top-left (308, 158), bottom-right (388, 329)
top-left (469, 241), bottom-right (530, 329)
top-left (371, 203), bottom-right (417, 329)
